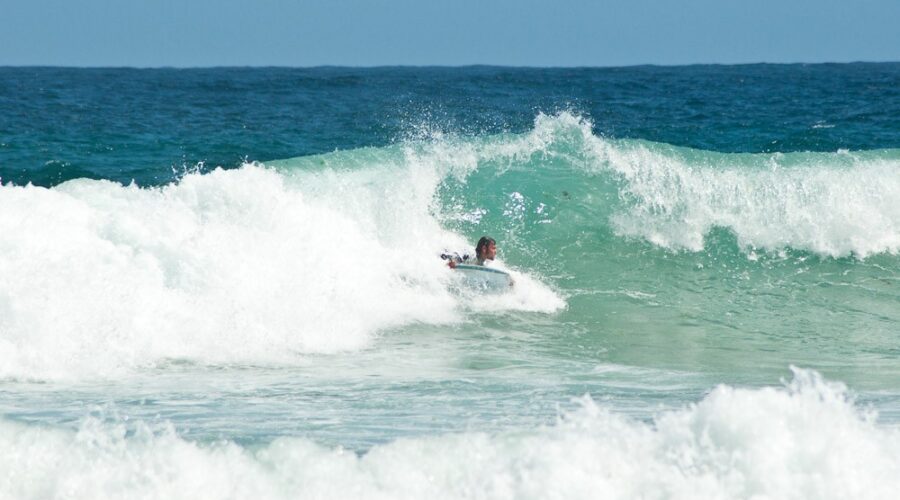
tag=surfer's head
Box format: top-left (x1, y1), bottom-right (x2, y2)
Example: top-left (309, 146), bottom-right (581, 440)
top-left (476, 236), bottom-right (497, 261)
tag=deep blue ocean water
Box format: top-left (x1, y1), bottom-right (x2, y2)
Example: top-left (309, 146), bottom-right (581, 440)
top-left (1, 64), bottom-right (899, 499)
top-left (3, 64), bottom-right (898, 187)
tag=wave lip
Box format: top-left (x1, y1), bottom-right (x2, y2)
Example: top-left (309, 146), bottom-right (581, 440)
top-left (2, 369), bottom-right (898, 499)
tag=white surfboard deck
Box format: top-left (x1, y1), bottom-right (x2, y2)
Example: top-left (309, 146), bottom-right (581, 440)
top-left (453, 264), bottom-right (513, 291)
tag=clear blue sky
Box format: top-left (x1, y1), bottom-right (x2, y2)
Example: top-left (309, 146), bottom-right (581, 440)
top-left (3, 0), bottom-right (899, 67)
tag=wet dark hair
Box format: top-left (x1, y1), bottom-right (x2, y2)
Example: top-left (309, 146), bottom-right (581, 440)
top-left (475, 236), bottom-right (496, 259)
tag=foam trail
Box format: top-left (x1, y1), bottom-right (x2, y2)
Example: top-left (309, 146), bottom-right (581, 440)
top-left (2, 369), bottom-right (898, 499)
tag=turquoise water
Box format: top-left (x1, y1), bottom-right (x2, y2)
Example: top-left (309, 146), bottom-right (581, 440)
top-left (1, 65), bottom-right (899, 498)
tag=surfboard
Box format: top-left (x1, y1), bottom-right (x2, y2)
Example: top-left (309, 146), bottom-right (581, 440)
top-left (453, 264), bottom-right (513, 291)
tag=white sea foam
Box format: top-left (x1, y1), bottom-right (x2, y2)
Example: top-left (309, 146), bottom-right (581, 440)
top-left (597, 150), bottom-right (898, 258)
top-left (2, 369), bottom-right (897, 500)
top-left (0, 161), bottom-right (563, 381)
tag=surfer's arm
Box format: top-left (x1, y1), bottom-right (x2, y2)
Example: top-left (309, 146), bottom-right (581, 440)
top-left (441, 252), bottom-right (470, 269)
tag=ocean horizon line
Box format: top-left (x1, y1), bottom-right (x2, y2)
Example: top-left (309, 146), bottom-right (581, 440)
top-left (2, 60), bottom-right (899, 71)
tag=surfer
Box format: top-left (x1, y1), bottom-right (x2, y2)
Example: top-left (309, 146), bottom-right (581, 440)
top-left (443, 236), bottom-right (496, 268)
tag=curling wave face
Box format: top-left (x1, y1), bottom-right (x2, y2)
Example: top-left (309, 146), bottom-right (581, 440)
top-left (434, 112), bottom-right (900, 259)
